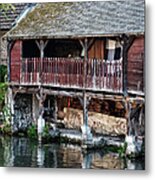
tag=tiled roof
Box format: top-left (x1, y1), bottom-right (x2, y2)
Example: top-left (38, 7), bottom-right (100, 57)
top-left (5, 0), bottom-right (145, 39)
top-left (0, 3), bottom-right (31, 30)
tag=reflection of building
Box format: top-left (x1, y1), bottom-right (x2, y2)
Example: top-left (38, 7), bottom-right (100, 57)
top-left (0, 136), bottom-right (144, 169)
top-left (4, 1), bottom-right (145, 153)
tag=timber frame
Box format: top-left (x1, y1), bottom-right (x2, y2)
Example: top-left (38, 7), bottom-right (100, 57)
top-left (7, 33), bottom-right (145, 139)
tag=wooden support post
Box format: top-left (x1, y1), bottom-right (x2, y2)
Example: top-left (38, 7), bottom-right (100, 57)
top-left (7, 39), bottom-right (15, 82)
top-left (125, 97), bottom-right (132, 136)
top-left (32, 93), bottom-right (40, 125)
top-left (36, 88), bottom-right (47, 142)
top-left (53, 95), bottom-right (58, 122)
top-left (8, 88), bottom-right (15, 131)
top-left (35, 40), bottom-right (49, 84)
top-left (124, 97), bottom-right (134, 155)
top-left (83, 91), bottom-right (88, 128)
top-left (81, 38), bottom-right (93, 146)
top-left (125, 97), bottom-right (139, 155)
top-left (83, 38), bottom-right (88, 129)
top-left (122, 35), bottom-right (135, 96)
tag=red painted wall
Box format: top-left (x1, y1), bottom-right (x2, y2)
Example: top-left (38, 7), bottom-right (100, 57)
top-left (127, 36), bottom-right (144, 92)
top-left (10, 40), bottom-right (21, 82)
top-left (88, 39), bottom-right (104, 59)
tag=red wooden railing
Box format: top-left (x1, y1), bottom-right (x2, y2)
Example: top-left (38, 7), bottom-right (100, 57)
top-left (20, 57), bottom-right (122, 92)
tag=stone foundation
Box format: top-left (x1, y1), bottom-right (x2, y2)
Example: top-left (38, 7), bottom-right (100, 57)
top-left (13, 94), bottom-right (33, 132)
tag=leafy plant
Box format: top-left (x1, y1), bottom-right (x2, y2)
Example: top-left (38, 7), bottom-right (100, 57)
top-left (2, 105), bottom-right (11, 124)
top-left (0, 122), bottom-right (11, 135)
top-left (42, 124), bottom-right (50, 139)
top-left (118, 142), bottom-right (127, 157)
top-left (0, 65), bottom-right (7, 82)
top-left (0, 83), bottom-right (7, 102)
top-left (27, 125), bottom-right (37, 139)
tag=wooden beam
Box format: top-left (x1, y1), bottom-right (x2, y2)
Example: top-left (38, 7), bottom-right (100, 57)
top-left (79, 38), bottom-right (95, 51)
top-left (87, 38), bottom-right (95, 50)
top-left (35, 40), bottom-right (49, 51)
top-left (35, 40), bottom-right (41, 50)
top-left (79, 39), bottom-right (85, 49)
top-left (11, 86), bottom-right (126, 101)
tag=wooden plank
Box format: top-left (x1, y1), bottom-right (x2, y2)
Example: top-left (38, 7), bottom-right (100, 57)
top-left (88, 42), bottom-right (95, 58)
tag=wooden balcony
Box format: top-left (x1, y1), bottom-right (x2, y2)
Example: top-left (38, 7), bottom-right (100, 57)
top-left (16, 58), bottom-right (123, 92)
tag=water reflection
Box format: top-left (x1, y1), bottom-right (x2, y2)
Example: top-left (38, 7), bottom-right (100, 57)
top-left (0, 136), bottom-right (144, 169)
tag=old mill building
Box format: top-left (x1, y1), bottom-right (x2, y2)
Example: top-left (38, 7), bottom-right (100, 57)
top-left (4, 0), bottom-right (145, 152)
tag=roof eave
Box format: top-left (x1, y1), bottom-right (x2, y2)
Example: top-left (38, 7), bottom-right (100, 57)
top-left (4, 32), bottom-right (144, 41)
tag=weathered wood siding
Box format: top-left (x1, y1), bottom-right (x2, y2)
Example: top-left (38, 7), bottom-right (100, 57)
top-left (127, 36), bottom-right (144, 92)
top-left (88, 39), bottom-right (104, 59)
top-left (11, 40), bottom-right (22, 82)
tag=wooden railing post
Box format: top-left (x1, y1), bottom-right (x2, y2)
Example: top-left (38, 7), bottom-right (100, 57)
top-left (19, 56), bottom-right (123, 93)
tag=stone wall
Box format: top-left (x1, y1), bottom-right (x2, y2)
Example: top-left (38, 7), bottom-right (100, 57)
top-left (13, 93), bottom-right (33, 132)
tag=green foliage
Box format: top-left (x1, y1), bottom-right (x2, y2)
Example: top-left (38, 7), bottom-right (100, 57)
top-left (0, 65), bottom-right (8, 110)
top-left (0, 83), bottom-right (7, 102)
top-left (0, 122), bottom-right (11, 135)
top-left (27, 125), bottom-right (37, 139)
top-left (42, 124), bottom-right (50, 139)
top-left (0, 65), bottom-right (7, 82)
top-left (0, 83), bottom-right (8, 111)
top-left (0, 105), bottom-right (11, 135)
top-left (117, 142), bottom-right (127, 157)
top-left (104, 143), bottom-right (127, 158)
top-left (2, 105), bottom-right (11, 124)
